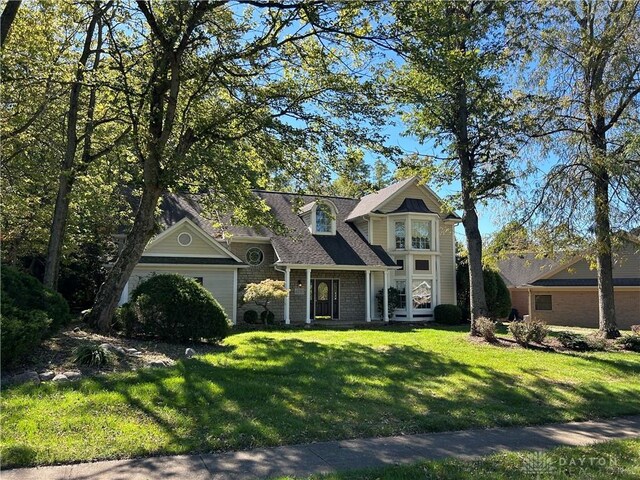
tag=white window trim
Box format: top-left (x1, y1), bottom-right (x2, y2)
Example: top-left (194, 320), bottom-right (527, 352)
top-left (311, 201), bottom-right (337, 236)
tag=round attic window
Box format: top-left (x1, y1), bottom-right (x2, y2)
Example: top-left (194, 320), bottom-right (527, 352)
top-left (246, 247), bottom-right (264, 266)
top-left (177, 232), bottom-right (193, 246)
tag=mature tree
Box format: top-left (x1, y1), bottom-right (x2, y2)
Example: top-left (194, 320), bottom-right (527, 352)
top-left (523, 0), bottom-right (640, 338)
top-left (0, 0), bottom-right (21, 47)
top-left (386, 0), bottom-right (522, 335)
top-left (331, 148), bottom-right (374, 197)
top-left (88, 1), bottom-right (391, 330)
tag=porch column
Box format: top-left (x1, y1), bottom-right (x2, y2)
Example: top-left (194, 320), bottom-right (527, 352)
top-left (365, 270), bottom-right (371, 322)
top-left (383, 270), bottom-right (389, 322)
top-left (284, 267), bottom-right (290, 325)
top-left (306, 268), bottom-right (312, 324)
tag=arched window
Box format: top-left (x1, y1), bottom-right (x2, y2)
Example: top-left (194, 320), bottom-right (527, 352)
top-left (315, 203), bottom-right (332, 233)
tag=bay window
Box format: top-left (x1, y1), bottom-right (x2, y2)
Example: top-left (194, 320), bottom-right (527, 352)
top-left (395, 221), bottom-right (406, 249)
top-left (411, 220), bottom-right (431, 249)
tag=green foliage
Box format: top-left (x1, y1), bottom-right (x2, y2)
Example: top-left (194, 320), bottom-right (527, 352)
top-left (434, 304), bottom-right (463, 325)
top-left (557, 332), bottom-right (606, 352)
top-left (243, 309), bottom-right (260, 325)
top-left (73, 343), bottom-right (115, 367)
top-left (457, 259), bottom-right (511, 320)
top-left (243, 280), bottom-right (288, 321)
top-left (618, 336), bottom-right (640, 353)
top-left (475, 317), bottom-right (497, 342)
top-left (1, 266), bottom-right (70, 331)
top-left (121, 274), bottom-right (230, 343)
top-left (376, 287), bottom-right (402, 319)
top-left (509, 320), bottom-right (549, 346)
top-left (0, 307), bottom-right (51, 368)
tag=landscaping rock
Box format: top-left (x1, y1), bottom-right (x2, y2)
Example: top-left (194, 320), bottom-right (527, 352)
top-left (185, 348), bottom-right (196, 358)
top-left (52, 374), bottom-right (69, 383)
top-left (63, 371), bottom-right (82, 381)
top-left (100, 343), bottom-right (126, 356)
top-left (11, 371), bottom-right (40, 385)
top-left (125, 348), bottom-right (138, 353)
top-left (39, 371), bottom-right (56, 382)
top-left (148, 360), bottom-right (167, 368)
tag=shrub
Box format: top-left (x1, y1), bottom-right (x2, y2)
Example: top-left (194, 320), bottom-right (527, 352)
top-left (243, 279), bottom-right (288, 323)
top-left (509, 319), bottom-right (549, 346)
top-left (631, 325), bottom-right (640, 335)
top-left (121, 274), bottom-right (230, 342)
top-left (376, 287), bottom-right (402, 319)
top-left (456, 261), bottom-right (511, 320)
top-left (260, 310), bottom-right (275, 325)
top-left (1, 266), bottom-right (69, 331)
top-left (475, 317), bottom-right (497, 342)
top-left (618, 336), bottom-right (640, 352)
top-left (243, 309), bottom-right (260, 324)
top-left (0, 307), bottom-right (51, 367)
top-left (73, 343), bottom-right (115, 367)
top-left (557, 332), bottom-right (606, 352)
top-left (434, 304), bottom-right (463, 325)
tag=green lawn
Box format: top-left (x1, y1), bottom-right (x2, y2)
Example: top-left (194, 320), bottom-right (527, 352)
top-left (278, 439), bottom-right (640, 480)
top-left (2, 326), bottom-right (640, 468)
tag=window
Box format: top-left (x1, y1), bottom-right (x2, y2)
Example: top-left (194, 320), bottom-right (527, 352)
top-left (395, 221), bottom-right (406, 249)
top-left (246, 247), bottom-right (264, 266)
top-left (411, 221), bottom-right (431, 249)
top-left (396, 259), bottom-right (404, 270)
top-left (315, 203), bottom-right (333, 233)
top-left (395, 280), bottom-right (407, 309)
top-left (177, 232), bottom-right (192, 246)
top-left (415, 259), bottom-right (430, 271)
top-left (412, 280), bottom-right (432, 309)
top-left (535, 295), bottom-right (552, 311)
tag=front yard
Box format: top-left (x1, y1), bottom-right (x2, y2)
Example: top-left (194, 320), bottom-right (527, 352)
top-left (2, 326), bottom-right (640, 468)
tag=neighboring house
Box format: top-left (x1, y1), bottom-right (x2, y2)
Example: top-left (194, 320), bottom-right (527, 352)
top-left (498, 239), bottom-right (640, 329)
top-left (120, 177), bottom-right (461, 324)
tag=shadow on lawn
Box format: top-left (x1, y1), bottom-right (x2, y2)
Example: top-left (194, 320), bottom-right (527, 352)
top-left (4, 335), bottom-right (640, 468)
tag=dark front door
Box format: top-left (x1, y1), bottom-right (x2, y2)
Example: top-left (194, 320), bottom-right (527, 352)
top-left (314, 280), bottom-right (332, 317)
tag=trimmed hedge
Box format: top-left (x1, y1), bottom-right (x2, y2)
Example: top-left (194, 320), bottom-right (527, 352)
top-left (243, 309), bottom-right (260, 324)
top-left (118, 274), bottom-right (230, 343)
top-left (1, 266), bottom-right (69, 367)
top-left (434, 304), bottom-right (463, 325)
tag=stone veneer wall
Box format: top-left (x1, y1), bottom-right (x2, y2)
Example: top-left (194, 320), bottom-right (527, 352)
top-left (289, 269), bottom-right (366, 323)
top-left (228, 242), bottom-right (285, 323)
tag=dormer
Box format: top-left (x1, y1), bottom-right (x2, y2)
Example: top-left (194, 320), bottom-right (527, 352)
top-left (299, 200), bottom-right (337, 236)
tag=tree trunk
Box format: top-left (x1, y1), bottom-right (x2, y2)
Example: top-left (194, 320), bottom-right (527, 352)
top-left (0, 0), bottom-right (21, 48)
top-left (454, 75), bottom-right (488, 335)
top-left (593, 165), bottom-right (619, 338)
top-left (88, 185), bottom-right (162, 331)
top-left (43, 2), bottom-right (102, 289)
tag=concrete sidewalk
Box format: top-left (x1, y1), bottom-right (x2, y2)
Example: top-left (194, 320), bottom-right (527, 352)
top-left (3, 416), bottom-right (639, 480)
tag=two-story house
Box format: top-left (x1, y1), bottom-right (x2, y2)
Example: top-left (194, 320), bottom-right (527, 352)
top-left (120, 177), bottom-right (461, 324)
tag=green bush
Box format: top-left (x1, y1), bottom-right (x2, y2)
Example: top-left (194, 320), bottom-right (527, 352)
top-left (618, 335), bottom-right (640, 352)
top-left (1, 266), bottom-right (69, 331)
top-left (376, 287), bottom-right (402, 319)
top-left (0, 306), bottom-right (51, 367)
top-left (434, 304), bottom-right (463, 325)
top-left (557, 332), bottom-right (606, 352)
top-left (120, 274), bottom-right (230, 343)
top-left (476, 317), bottom-right (497, 342)
top-left (509, 319), bottom-right (549, 346)
top-left (260, 310), bottom-right (275, 325)
top-left (243, 309), bottom-right (260, 324)
top-left (456, 261), bottom-right (511, 320)
top-left (73, 343), bottom-right (115, 367)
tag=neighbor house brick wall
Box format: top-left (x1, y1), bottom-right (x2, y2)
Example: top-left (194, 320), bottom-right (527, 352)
top-left (509, 289), bottom-right (529, 317)
top-left (529, 289), bottom-right (640, 329)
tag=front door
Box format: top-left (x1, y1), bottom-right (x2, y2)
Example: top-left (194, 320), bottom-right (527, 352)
top-left (315, 280), bottom-right (332, 317)
top-left (311, 279), bottom-right (339, 319)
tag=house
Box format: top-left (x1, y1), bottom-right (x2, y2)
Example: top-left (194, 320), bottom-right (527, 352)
top-left (498, 239), bottom-right (640, 329)
top-left (120, 177), bottom-right (461, 324)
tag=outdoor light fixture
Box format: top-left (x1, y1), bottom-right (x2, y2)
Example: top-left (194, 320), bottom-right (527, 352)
top-left (297, 280), bottom-right (303, 288)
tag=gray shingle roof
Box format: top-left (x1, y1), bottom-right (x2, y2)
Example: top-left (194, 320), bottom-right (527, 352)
top-left (345, 177), bottom-right (415, 220)
top-left (532, 278), bottom-right (640, 287)
top-left (156, 191), bottom-right (396, 268)
top-left (497, 253), bottom-right (564, 287)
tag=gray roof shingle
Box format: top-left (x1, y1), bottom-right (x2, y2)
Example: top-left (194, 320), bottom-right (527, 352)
top-left (345, 177), bottom-right (415, 220)
top-left (532, 278), bottom-right (640, 287)
top-left (497, 253), bottom-right (564, 287)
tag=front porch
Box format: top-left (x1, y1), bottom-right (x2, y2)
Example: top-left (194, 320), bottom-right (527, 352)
top-left (282, 267), bottom-right (393, 324)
